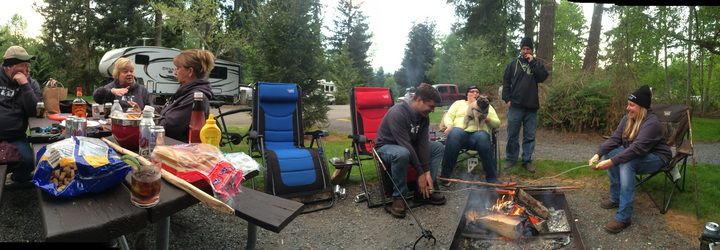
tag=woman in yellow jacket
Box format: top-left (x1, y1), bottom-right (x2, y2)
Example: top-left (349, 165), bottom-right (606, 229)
top-left (440, 85), bottom-right (501, 185)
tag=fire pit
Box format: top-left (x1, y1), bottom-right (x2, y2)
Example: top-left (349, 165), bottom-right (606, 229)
top-left (450, 189), bottom-right (585, 249)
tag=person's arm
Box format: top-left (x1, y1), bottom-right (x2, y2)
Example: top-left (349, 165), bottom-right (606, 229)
top-left (530, 59), bottom-right (549, 83)
top-left (443, 101), bottom-right (461, 134)
top-left (20, 78), bottom-right (41, 117)
top-left (486, 105), bottom-right (501, 129)
top-left (502, 60), bottom-right (514, 105)
top-left (609, 117), bottom-right (665, 165)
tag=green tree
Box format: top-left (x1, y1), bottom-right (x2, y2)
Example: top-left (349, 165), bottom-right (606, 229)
top-left (372, 67), bottom-right (386, 87)
top-left (327, 0), bottom-right (373, 87)
top-left (552, 0), bottom-right (586, 70)
top-left (248, 0), bottom-right (328, 129)
top-left (397, 21), bottom-right (436, 89)
top-left (447, 0), bottom-right (522, 56)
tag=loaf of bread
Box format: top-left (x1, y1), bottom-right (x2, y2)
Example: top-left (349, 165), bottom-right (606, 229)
top-left (152, 144), bottom-right (222, 173)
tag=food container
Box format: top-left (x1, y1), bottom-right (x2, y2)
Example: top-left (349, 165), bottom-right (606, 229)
top-left (111, 114), bottom-right (160, 150)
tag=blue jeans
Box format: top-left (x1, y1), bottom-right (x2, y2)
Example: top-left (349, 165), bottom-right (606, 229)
top-left (604, 147), bottom-right (665, 222)
top-left (441, 127), bottom-right (497, 183)
top-left (376, 141), bottom-right (444, 198)
top-left (8, 137), bottom-right (35, 182)
top-left (505, 105), bottom-right (538, 165)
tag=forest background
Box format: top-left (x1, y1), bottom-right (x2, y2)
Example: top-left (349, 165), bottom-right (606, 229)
top-left (1, 0), bottom-right (718, 133)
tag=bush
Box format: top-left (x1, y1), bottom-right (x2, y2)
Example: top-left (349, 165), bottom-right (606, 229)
top-left (539, 72), bottom-right (613, 133)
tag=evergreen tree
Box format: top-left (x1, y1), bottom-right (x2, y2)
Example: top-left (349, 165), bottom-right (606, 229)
top-left (327, 0), bottom-right (373, 86)
top-left (397, 21), bottom-right (436, 90)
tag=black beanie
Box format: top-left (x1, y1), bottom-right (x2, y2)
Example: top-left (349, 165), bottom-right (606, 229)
top-left (628, 85), bottom-right (652, 109)
top-left (520, 37), bottom-right (533, 50)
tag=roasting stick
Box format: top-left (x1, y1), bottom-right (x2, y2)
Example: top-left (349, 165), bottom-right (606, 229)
top-left (101, 138), bottom-right (235, 215)
top-left (436, 177), bottom-right (580, 190)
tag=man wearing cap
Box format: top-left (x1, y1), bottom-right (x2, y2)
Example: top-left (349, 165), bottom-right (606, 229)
top-left (587, 84), bottom-right (671, 233)
top-left (1, 45), bottom-right (42, 188)
top-left (501, 36), bottom-right (549, 173)
top-left (440, 85), bottom-right (500, 185)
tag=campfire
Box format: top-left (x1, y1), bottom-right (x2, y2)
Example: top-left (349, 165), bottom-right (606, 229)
top-left (450, 188), bottom-right (583, 249)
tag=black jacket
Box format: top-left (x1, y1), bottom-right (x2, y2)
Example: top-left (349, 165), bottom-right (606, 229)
top-left (501, 56), bottom-right (549, 109)
top-left (155, 79), bottom-right (213, 142)
top-left (0, 70), bottom-right (41, 141)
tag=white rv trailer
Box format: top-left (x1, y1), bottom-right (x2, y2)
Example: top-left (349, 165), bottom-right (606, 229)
top-left (98, 46), bottom-right (244, 104)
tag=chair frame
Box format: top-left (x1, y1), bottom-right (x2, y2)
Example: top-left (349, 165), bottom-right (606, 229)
top-left (634, 104), bottom-right (693, 214)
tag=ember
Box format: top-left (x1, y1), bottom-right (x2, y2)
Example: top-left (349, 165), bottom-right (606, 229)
top-left (450, 189), bottom-right (584, 249)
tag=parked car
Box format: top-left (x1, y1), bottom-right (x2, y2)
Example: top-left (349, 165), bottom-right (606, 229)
top-left (433, 84), bottom-right (464, 106)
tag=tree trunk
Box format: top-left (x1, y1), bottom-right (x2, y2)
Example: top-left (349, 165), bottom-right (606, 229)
top-left (686, 7), bottom-right (693, 106)
top-left (524, 0), bottom-right (534, 38)
top-left (154, 11), bottom-right (163, 46)
top-left (582, 3), bottom-right (603, 73)
top-left (537, 0), bottom-right (555, 83)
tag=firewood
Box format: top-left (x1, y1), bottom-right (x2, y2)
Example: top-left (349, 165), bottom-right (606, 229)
top-left (475, 213), bottom-right (524, 239)
top-left (515, 188), bottom-right (550, 220)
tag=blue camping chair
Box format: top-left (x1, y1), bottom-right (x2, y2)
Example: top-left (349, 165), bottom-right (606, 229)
top-left (248, 82), bottom-right (333, 213)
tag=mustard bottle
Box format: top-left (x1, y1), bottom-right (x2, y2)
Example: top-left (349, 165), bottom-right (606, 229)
top-left (200, 114), bottom-right (222, 148)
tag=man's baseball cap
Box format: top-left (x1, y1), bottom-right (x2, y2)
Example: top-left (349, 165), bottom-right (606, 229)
top-left (3, 46), bottom-right (35, 67)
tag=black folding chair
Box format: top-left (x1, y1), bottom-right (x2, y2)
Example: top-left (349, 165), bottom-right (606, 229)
top-left (635, 104), bottom-right (693, 214)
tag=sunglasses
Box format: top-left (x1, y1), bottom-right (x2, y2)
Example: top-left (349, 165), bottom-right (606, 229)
top-left (468, 90), bottom-right (479, 93)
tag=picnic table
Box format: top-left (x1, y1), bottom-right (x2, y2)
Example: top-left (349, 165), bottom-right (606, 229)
top-left (28, 116), bottom-right (304, 249)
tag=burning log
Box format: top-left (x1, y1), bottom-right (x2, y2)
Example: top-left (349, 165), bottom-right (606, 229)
top-left (514, 188), bottom-right (549, 220)
top-left (466, 210), bottom-right (528, 240)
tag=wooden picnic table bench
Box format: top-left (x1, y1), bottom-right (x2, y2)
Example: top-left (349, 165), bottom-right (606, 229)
top-left (28, 117), bottom-right (304, 249)
top-left (0, 164), bottom-right (7, 202)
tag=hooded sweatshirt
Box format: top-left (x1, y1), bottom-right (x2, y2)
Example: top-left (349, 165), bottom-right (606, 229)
top-left (374, 101), bottom-right (431, 174)
top-left (93, 79), bottom-right (151, 110)
top-left (596, 109), bottom-right (672, 165)
top-left (0, 69), bottom-right (41, 141)
top-left (155, 79), bottom-right (213, 142)
top-left (501, 56), bottom-right (549, 109)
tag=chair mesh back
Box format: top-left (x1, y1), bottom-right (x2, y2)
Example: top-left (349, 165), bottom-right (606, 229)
top-left (651, 104), bottom-right (691, 148)
top-left (350, 87), bottom-right (394, 154)
top-left (256, 82), bottom-right (303, 149)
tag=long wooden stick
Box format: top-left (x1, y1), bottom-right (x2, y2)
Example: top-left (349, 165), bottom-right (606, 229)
top-left (101, 138), bottom-right (234, 215)
top-left (687, 110), bottom-right (699, 218)
top-left (436, 177), bottom-right (580, 190)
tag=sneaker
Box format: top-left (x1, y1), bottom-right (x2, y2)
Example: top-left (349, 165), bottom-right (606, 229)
top-left (523, 163), bottom-right (536, 173)
top-left (600, 199), bottom-right (619, 209)
top-left (390, 198), bottom-right (406, 218)
top-left (604, 219), bottom-right (631, 234)
top-left (504, 162), bottom-right (515, 170)
top-left (413, 191), bottom-right (446, 205)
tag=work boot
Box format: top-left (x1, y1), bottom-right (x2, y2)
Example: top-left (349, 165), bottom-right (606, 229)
top-left (604, 218), bottom-right (631, 234)
top-left (504, 162), bottom-right (515, 170)
top-left (600, 199), bottom-right (619, 209)
top-left (390, 198), bottom-right (406, 218)
top-left (523, 163), bottom-right (536, 173)
top-left (413, 191), bottom-right (446, 205)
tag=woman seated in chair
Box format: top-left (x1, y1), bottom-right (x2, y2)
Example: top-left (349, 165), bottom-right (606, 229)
top-left (440, 85), bottom-right (500, 185)
top-left (588, 85), bottom-right (671, 234)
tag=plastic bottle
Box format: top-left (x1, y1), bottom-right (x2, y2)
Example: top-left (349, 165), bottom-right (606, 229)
top-left (72, 87), bottom-right (87, 117)
top-left (188, 92), bottom-right (206, 143)
top-left (200, 114), bottom-right (222, 148)
top-left (110, 100), bottom-right (123, 118)
top-left (138, 106), bottom-right (156, 159)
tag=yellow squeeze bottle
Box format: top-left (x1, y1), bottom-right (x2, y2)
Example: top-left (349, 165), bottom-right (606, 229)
top-left (200, 114), bottom-right (222, 148)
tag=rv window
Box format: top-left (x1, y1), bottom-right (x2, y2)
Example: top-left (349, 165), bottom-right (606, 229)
top-left (209, 67), bottom-right (228, 80)
top-left (135, 55), bottom-right (150, 65)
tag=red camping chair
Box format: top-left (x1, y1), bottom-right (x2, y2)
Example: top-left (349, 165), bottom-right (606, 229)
top-left (342, 87), bottom-right (417, 208)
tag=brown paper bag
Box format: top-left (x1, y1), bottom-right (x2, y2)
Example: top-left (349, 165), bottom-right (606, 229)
top-left (42, 79), bottom-right (67, 115)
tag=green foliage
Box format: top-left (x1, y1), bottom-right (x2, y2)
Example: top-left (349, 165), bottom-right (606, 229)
top-left (690, 117), bottom-right (720, 142)
top-left (447, 0), bottom-right (522, 56)
top-left (552, 1), bottom-right (586, 70)
top-left (248, 0), bottom-right (329, 130)
top-left (429, 34), bottom-right (505, 87)
top-left (539, 68), bottom-right (613, 133)
top-left (397, 21), bottom-right (436, 89)
top-left (327, 0), bottom-right (373, 87)
top-left (382, 76), bottom-right (400, 100)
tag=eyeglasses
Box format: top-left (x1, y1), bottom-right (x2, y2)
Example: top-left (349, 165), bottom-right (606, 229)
top-left (468, 90), bottom-right (479, 93)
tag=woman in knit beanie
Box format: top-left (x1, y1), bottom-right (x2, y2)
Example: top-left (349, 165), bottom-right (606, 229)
top-left (586, 84), bottom-right (672, 234)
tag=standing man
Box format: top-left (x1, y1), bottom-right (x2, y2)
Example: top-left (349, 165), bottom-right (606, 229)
top-left (375, 83), bottom-right (445, 218)
top-left (502, 37), bottom-right (549, 173)
top-left (1, 46), bottom-right (42, 188)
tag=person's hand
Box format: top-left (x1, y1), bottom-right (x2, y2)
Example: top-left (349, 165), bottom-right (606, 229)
top-left (112, 87), bottom-right (129, 96)
top-left (588, 154), bottom-right (600, 168)
top-left (524, 53), bottom-right (534, 62)
top-left (593, 159), bottom-right (613, 170)
top-left (505, 101), bottom-right (511, 107)
top-left (417, 171), bottom-right (434, 199)
top-left (13, 72), bottom-right (29, 85)
top-left (127, 101), bottom-right (141, 113)
top-left (444, 124), bottom-right (453, 135)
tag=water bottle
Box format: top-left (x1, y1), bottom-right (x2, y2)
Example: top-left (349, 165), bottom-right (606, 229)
top-left (138, 106), bottom-right (155, 159)
top-left (110, 100), bottom-right (123, 118)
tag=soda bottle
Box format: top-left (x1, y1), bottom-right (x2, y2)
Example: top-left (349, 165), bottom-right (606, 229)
top-left (72, 87), bottom-right (87, 117)
top-left (139, 106), bottom-right (156, 159)
top-left (188, 92), bottom-right (206, 143)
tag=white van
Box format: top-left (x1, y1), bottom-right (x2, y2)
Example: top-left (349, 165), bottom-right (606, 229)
top-left (98, 46), bottom-right (244, 104)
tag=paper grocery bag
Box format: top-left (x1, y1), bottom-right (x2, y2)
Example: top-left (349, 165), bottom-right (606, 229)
top-left (42, 79), bottom-right (67, 115)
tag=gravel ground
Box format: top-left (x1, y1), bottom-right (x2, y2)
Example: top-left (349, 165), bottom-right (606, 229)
top-left (1, 116), bottom-right (717, 249)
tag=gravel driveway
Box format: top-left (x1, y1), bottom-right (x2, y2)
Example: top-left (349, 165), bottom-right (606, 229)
top-left (1, 105), bottom-right (716, 249)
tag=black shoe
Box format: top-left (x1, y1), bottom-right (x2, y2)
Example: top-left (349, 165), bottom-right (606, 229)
top-left (523, 163), bottom-right (536, 173)
top-left (413, 192), bottom-right (446, 205)
top-left (504, 162), bottom-right (515, 170)
top-left (4, 180), bottom-right (34, 189)
top-left (390, 198), bottom-right (406, 218)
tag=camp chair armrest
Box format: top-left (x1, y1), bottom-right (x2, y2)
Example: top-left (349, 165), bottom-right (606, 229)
top-left (348, 135), bottom-right (368, 143)
top-left (305, 130), bottom-right (328, 138)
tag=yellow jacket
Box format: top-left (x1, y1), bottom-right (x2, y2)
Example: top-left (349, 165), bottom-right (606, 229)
top-left (443, 99), bottom-right (500, 133)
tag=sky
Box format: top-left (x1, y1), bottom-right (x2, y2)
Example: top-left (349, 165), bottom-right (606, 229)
top-left (2, 1), bottom-right (608, 73)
